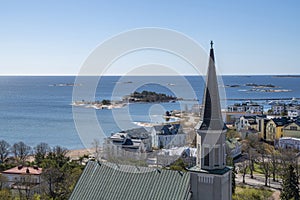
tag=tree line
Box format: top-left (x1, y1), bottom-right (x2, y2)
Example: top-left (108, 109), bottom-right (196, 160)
top-left (0, 140), bottom-right (83, 200)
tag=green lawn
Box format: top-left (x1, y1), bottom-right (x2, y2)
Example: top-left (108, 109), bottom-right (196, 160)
top-left (232, 186), bottom-right (273, 200)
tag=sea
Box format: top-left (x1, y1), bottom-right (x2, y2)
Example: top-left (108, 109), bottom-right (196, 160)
top-left (0, 75), bottom-right (300, 150)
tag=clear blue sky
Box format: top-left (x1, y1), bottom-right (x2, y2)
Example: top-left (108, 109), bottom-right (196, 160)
top-left (0, 0), bottom-right (299, 75)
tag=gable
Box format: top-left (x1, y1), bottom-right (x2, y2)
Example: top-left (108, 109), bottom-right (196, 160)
top-left (284, 122), bottom-right (300, 130)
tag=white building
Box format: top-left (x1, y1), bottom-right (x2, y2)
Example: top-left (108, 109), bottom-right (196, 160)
top-left (150, 124), bottom-right (186, 149)
top-left (288, 109), bottom-right (300, 118)
top-left (103, 127), bottom-right (152, 160)
top-left (271, 104), bottom-right (285, 115)
top-left (227, 102), bottom-right (263, 113)
top-left (278, 137), bottom-right (300, 150)
top-left (236, 116), bottom-right (258, 131)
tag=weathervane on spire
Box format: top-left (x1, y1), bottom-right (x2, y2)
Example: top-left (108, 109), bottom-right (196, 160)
top-left (210, 40), bottom-right (214, 49)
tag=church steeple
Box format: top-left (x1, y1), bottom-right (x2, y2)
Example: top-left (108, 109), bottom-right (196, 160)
top-left (200, 41), bottom-right (225, 131)
top-left (196, 41), bottom-right (227, 170)
top-left (191, 41), bottom-right (232, 200)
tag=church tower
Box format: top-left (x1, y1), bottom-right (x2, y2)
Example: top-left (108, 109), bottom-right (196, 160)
top-left (190, 41), bottom-right (232, 200)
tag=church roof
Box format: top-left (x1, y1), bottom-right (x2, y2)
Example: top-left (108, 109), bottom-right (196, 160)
top-left (199, 41), bottom-right (226, 131)
top-left (70, 161), bottom-right (191, 200)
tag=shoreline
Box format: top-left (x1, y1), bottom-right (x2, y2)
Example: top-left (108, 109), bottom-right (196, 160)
top-left (66, 148), bottom-right (96, 159)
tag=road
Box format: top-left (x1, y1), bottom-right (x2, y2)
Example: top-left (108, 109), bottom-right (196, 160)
top-left (236, 173), bottom-right (281, 199)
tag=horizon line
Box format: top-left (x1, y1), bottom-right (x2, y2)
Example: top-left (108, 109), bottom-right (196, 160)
top-left (0, 74), bottom-right (300, 76)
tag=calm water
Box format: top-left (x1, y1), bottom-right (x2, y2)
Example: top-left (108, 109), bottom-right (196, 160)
top-left (0, 76), bottom-right (300, 149)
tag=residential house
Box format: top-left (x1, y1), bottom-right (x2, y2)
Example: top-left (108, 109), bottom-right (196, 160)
top-left (236, 116), bottom-right (258, 131)
top-left (1, 165), bottom-right (42, 195)
top-left (150, 124), bottom-right (186, 149)
top-left (283, 121), bottom-right (300, 138)
top-left (286, 105), bottom-right (300, 118)
top-left (256, 116), bottom-right (270, 140)
top-left (265, 117), bottom-right (288, 142)
top-left (227, 102), bottom-right (263, 114)
top-left (271, 104), bottom-right (285, 115)
top-left (103, 127), bottom-right (152, 160)
top-left (278, 137), bottom-right (300, 150)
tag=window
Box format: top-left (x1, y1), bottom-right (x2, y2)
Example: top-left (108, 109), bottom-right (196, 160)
top-left (223, 144), bottom-right (226, 165)
top-left (214, 146), bottom-right (219, 166)
top-left (197, 144), bottom-right (201, 165)
top-left (204, 147), bottom-right (209, 166)
top-left (290, 126), bottom-right (298, 131)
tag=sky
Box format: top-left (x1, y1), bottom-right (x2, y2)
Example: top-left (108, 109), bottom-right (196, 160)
top-left (0, 0), bottom-right (299, 75)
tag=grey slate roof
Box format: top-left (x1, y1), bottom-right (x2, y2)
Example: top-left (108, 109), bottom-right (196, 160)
top-left (272, 117), bottom-right (289, 126)
top-left (70, 161), bottom-right (191, 200)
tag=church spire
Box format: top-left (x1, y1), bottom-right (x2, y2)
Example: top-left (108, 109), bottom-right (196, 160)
top-left (196, 41), bottom-right (227, 171)
top-left (199, 41), bottom-right (225, 131)
top-left (191, 41), bottom-right (232, 200)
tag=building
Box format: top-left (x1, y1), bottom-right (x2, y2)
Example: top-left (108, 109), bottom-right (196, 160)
top-left (103, 127), bottom-right (152, 160)
top-left (256, 115), bottom-right (269, 140)
top-left (227, 102), bottom-right (263, 114)
top-left (150, 124), bottom-right (186, 149)
top-left (189, 41), bottom-right (232, 200)
top-left (283, 121), bottom-right (300, 138)
top-left (156, 147), bottom-right (197, 168)
top-left (278, 137), bottom-right (300, 150)
top-left (236, 116), bottom-right (258, 131)
top-left (70, 161), bottom-right (191, 200)
top-left (288, 109), bottom-right (300, 118)
top-left (1, 165), bottom-right (42, 195)
top-left (70, 41), bottom-right (232, 200)
top-left (265, 117), bottom-right (288, 142)
top-left (271, 103), bottom-right (285, 115)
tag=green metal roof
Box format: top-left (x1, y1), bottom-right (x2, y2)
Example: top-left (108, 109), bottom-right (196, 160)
top-left (70, 161), bottom-right (191, 200)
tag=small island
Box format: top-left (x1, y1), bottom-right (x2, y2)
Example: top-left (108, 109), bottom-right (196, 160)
top-left (123, 90), bottom-right (178, 103)
top-left (49, 83), bottom-right (82, 87)
top-left (72, 90), bottom-right (179, 110)
top-left (245, 83), bottom-right (276, 88)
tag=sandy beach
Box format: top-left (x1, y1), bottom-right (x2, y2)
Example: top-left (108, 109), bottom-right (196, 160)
top-left (67, 148), bottom-right (95, 159)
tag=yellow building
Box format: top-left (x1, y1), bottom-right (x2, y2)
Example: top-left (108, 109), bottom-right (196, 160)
top-left (265, 118), bottom-right (288, 142)
top-left (283, 121), bottom-right (300, 138)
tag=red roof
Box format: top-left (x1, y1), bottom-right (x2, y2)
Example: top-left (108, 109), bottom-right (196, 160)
top-left (2, 166), bottom-right (42, 175)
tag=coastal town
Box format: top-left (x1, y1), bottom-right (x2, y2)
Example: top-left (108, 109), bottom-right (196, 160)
top-left (1, 42), bottom-right (300, 200)
top-left (1, 0), bottom-right (300, 199)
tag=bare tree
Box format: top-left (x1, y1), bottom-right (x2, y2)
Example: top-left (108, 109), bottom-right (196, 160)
top-left (279, 148), bottom-right (299, 183)
top-left (0, 140), bottom-right (10, 162)
top-left (270, 147), bottom-right (280, 182)
top-left (242, 135), bottom-right (258, 179)
top-left (46, 146), bottom-right (69, 168)
top-left (51, 145), bottom-right (68, 157)
top-left (34, 142), bottom-right (50, 164)
top-left (237, 160), bottom-right (248, 184)
top-left (92, 139), bottom-right (102, 161)
top-left (11, 141), bottom-right (32, 163)
top-left (257, 143), bottom-right (272, 186)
